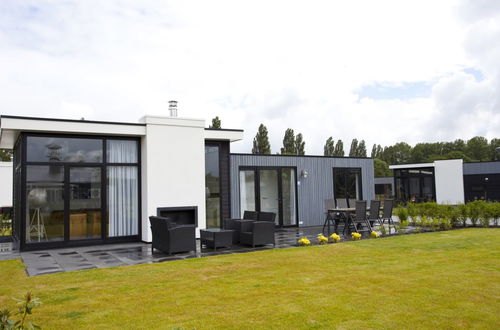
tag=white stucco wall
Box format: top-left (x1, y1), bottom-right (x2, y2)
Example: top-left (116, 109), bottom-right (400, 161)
top-left (0, 162), bottom-right (13, 207)
top-left (140, 116), bottom-right (207, 242)
top-left (434, 159), bottom-right (464, 204)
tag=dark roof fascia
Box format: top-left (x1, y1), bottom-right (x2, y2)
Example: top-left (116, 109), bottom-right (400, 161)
top-left (204, 128), bottom-right (244, 132)
top-left (230, 153), bottom-right (373, 160)
top-left (0, 115), bottom-right (146, 127)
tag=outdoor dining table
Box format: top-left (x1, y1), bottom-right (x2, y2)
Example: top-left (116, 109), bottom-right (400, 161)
top-left (323, 207), bottom-right (376, 237)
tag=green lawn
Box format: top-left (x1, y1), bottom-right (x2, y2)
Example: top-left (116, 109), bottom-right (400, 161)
top-left (1, 228), bottom-right (499, 329)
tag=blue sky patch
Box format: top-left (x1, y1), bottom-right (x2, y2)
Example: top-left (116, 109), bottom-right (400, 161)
top-left (355, 81), bottom-right (432, 100)
top-left (463, 68), bottom-right (484, 81)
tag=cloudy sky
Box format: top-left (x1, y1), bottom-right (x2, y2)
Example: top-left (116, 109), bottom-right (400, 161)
top-left (0, 0), bottom-right (499, 154)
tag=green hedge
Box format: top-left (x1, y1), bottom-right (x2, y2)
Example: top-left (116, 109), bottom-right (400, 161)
top-left (394, 201), bottom-right (500, 230)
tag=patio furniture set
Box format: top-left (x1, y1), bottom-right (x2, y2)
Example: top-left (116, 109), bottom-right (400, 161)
top-left (322, 199), bottom-right (395, 237)
top-left (148, 211), bottom-right (276, 255)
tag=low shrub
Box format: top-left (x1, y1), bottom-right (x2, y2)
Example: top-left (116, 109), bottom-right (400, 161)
top-left (317, 234), bottom-right (328, 245)
top-left (329, 233), bottom-right (341, 243)
top-left (297, 237), bottom-right (311, 246)
top-left (396, 207), bottom-right (408, 221)
top-left (351, 232), bottom-right (362, 240)
top-left (370, 231), bottom-right (380, 238)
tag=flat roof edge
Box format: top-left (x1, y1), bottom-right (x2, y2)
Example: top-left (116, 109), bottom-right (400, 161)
top-left (230, 153), bottom-right (372, 160)
top-left (0, 115), bottom-right (146, 127)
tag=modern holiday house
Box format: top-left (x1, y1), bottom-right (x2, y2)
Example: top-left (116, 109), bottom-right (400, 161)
top-left (0, 113), bottom-right (375, 251)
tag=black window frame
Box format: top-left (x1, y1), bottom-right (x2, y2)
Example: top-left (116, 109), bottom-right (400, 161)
top-left (393, 167), bottom-right (436, 203)
top-left (18, 132), bottom-right (141, 251)
top-left (238, 166), bottom-right (299, 228)
top-left (332, 167), bottom-right (363, 202)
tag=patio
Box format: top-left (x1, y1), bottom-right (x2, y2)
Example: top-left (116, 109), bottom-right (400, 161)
top-left (2, 226), bottom-right (327, 276)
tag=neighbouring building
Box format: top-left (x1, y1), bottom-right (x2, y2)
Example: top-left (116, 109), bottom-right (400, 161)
top-left (389, 159), bottom-right (500, 204)
top-left (0, 114), bottom-right (375, 251)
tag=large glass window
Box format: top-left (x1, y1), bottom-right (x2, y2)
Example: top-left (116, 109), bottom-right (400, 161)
top-left (281, 168), bottom-right (297, 226)
top-left (205, 146), bottom-right (220, 228)
top-left (259, 170), bottom-right (280, 225)
top-left (20, 134), bottom-right (140, 248)
top-left (394, 167), bottom-right (435, 203)
top-left (239, 167), bottom-right (297, 227)
top-left (239, 170), bottom-right (256, 216)
top-left (107, 140), bottom-right (138, 163)
top-left (107, 167), bottom-right (139, 237)
top-left (333, 168), bottom-right (362, 200)
top-left (69, 167), bottom-right (101, 240)
top-left (26, 165), bottom-right (64, 243)
top-left (27, 136), bottom-right (103, 163)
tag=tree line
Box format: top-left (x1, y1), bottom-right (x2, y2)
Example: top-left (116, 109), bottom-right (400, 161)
top-left (210, 118), bottom-right (500, 170)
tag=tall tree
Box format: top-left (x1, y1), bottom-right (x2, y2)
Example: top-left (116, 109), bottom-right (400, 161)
top-left (357, 140), bottom-right (367, 157)
top-left (209, 116), bottom-right (221, 129)
top-left (0, 149), bottom-right (12, 161)
top-left (252, 124), bottom-right (271, 154)
top-left (380, 142), bottom-right (412, 165)
top-left (295, 133), bottom-right (305, 155)
top-left (324, 137), bottom-right (335, 156)
top-left (466, 136), bottom-right (489, 161)
top-left (371, 144), bottom-right (377, 158)
top-left (489, 138), bottom-right (500, 160)
top-left (281, 128), bottom-right (296, 155)
top-left (334, 140), bottom-right (344, 156)
top-left (349, 139), bottom-right (359, 157)
top-left (373, 158), bottom-right (392, 177)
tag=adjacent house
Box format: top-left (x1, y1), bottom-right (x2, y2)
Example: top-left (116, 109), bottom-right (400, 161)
top-left (389, 159), bottom-right (500, 204)
top-left (0, 114), bottom-right (375, 251)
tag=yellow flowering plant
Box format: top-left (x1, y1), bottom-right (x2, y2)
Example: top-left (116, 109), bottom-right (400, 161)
top-left (330, 233), bottom-right (341, 243)
top-left (317, 234), bottom-right (328, 245)
top-left (370, 231), bottom-right (380, 238)
top-left (297, 237), bottom-right (311, 246)
top-left (351, 232), bottom-right (362, 240)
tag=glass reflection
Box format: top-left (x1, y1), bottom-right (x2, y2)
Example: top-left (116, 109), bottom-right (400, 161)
top-left (69, 167), bottom-right (101, 240)
top-left (26, 166), bottom-right (64, 243)
top-left (27, 136), bottom-right (103, 163)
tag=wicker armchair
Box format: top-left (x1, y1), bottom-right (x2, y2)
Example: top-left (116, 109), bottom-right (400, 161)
top-left (239, 221), bottom-right (275, 247)
top-left (149, 216), bottom-right (196, 254)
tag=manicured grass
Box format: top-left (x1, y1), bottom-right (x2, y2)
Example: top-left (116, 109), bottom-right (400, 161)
top-left (1, 228), bottom-right (499, 329)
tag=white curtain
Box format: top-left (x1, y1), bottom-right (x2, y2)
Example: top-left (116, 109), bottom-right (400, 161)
top-left (107, 140), bottom-right (138, 237)
top-left (107, 140), bottom-right (138, 163)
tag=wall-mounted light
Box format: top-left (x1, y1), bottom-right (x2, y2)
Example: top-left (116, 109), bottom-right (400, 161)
top-left (301, 170), bottom-right (308, 179)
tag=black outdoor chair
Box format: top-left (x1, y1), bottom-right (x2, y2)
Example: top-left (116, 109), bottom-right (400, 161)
top-left (223, 210), bottom-right (259, 243)
top-left (323, 199), bottom-right (342, 235)
top-left (349, 200), bottom-right (372, 234)
top-left (368, 200), bottom-right (381, 227)
top-left (380, 199), bottom-right (397, 232)
top-left (335, 198), bottom-right (347, 208)
top-left (149, 216), bottom-right (196, 255)
top-left (257, 211), bottom-right (276, 223)
top-left (239, 221), bottom-right (275, 247)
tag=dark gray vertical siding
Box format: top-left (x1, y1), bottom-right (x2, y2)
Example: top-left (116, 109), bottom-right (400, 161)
top-left (230, 155), bottom-right (375, 227)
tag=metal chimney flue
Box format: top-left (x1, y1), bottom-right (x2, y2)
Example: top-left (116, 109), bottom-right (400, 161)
top-left (168, 100), bottom-right (178, 117)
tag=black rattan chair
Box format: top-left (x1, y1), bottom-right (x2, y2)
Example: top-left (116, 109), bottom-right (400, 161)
top-left (149, 216), bottom-right (196, 255)
top-left (239, 221), bottom-right (275, 247)
top-left (223, 210), bottom-right (259, 243)
top-left (257, 212), bottom-right (276, 223)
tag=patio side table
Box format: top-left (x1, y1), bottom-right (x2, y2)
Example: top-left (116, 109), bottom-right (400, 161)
top-left (200, 228), bottom-right (234, 251)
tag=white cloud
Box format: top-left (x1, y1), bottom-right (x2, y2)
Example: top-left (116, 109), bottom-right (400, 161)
top-left (0, 0), bottom-right (498, 155)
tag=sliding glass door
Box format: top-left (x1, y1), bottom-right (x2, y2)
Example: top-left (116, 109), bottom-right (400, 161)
top-left (239, 167), bottom-right (297, 227)
top-left (259, 170), bottom-right (280, 225)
